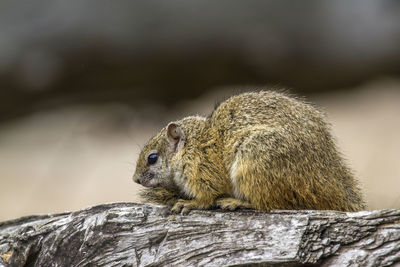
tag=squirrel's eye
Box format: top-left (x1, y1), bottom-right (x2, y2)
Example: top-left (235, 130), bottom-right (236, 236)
top-left (147, 153), bottom-right (158, 165)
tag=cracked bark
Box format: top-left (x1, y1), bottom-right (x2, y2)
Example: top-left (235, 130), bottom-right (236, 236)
top-left (0, 203), bottom-right (399, 266)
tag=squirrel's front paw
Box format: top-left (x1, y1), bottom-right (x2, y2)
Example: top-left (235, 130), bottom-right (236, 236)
top-left (170, 199), bottom-right (211, 215)
top-left (171, 199), bottom-right (191, 215)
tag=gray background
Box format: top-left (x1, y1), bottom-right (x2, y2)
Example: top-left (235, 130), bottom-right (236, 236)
top-left (1, 0), bottom-right (399, 220)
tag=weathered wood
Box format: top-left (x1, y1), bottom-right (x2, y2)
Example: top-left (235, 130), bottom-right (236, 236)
top-left (0, 203), bottom-right (399, 266)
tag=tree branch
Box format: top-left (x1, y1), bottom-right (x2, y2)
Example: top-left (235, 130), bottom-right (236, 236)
top-left (0, 203), bottom-right (399, 266)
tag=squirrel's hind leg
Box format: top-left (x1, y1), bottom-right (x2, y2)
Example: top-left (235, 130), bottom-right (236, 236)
top-left (230, 129), bottom-right (291, 211)
top-left (216, 197), bottom-right (254, 211)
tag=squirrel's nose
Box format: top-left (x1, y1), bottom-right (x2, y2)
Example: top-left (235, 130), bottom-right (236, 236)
top-left (132, 174), bottom-right (141, 184)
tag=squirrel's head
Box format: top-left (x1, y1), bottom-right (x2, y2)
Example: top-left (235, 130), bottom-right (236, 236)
top-left (132, 122), bottom-right (187, 190)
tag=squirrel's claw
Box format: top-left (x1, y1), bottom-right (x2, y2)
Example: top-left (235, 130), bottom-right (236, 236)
top-left (181, 207), bottom-right (192, 215)
top-left (170, 200), bottom-right (186, 214)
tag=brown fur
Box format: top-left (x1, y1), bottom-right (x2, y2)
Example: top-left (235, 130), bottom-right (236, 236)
top-left (133, 91), bottom-right (365, 214)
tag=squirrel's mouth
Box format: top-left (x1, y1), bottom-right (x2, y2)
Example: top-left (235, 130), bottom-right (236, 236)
top-left (133, 172), bottom-right (157, 188)
top-left (139, 180), bottom-right (158, 188)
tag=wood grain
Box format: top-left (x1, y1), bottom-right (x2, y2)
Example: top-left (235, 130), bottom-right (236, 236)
top-left (1, 203), bottom-right (399, 266)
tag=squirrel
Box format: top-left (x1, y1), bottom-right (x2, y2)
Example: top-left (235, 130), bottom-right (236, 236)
top-left (133, 90), bottom-right (365, 214)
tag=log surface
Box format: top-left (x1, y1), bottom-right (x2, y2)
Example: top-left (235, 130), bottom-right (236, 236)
top-left (0, 203), bottom-right (399, 266)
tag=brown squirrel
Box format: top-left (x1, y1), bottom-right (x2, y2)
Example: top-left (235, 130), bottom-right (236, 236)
top-left (133, 91), bottom-right (365, 214)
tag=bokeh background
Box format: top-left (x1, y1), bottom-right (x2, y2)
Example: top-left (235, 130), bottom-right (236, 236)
top-left (1, 0), bottom-right (400, 221)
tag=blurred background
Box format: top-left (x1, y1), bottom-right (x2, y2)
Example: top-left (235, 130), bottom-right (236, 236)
top-left (1, 0), bottom-right (400, 221)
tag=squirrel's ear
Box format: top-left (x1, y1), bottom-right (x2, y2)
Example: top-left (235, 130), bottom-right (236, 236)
top-left (166, 122), bottom-right (185, 152)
